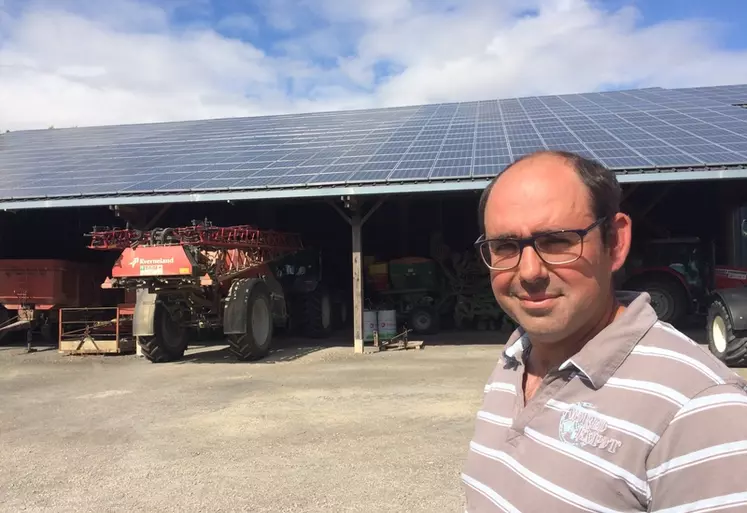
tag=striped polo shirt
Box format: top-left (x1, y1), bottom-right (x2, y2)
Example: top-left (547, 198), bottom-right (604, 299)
top-left (462, 291), bottom-right (747, 512)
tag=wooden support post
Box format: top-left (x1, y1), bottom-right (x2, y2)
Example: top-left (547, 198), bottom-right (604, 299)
top-left (327, 195), bottom-right (389, 353)
top-left (352, 213), bottom-right (364, 354)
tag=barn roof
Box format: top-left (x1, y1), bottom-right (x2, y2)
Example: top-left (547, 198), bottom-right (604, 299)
top-left (1, 84), bottom-right (747, 210)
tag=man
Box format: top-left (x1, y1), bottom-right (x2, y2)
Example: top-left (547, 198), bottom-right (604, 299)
top-left (462, 150), bottom-right (747, 512)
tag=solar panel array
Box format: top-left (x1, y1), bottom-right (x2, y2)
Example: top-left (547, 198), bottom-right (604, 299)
top-left (673, 84), bottom-right (747, 106)
top-left (1, 84), bottom-right (747, 204)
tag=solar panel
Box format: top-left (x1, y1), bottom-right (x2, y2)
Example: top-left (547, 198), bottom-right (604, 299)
top-left (396, 159), bottom-right (434, 170)
top-left (227, 176), bottom-right (278, 189)
top-left (347, 170), bottom-right (390, 183)
top-left (473, 165), bottom-right (504, 178)
top-left (597, 157), bottom-right (653, 169)
top-left (250, 168), bottom-right (288, 178)
top-left (2, 85), bottom-right (747, 203)
top-left (672, 85), bottom-right (747, 106)
top-left (431, 166), bottom-right (471, 178)
top-left (121, 180), bottom-right (179, 192)
top-left (307, 172), bottom-right (351, 185)
top-left (388, 168), bottom-right (431, 180)
top-left (266, 174), bottom-right (315, 188)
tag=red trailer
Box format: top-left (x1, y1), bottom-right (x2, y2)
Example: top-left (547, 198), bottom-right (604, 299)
top-left (0, 259), bottom-right (113, 345)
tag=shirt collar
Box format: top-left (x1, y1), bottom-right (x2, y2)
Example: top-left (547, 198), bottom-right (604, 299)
top-left (501, 291), bottom-right (659, 389)
top-left (501, 330), bottom-right (530, 370)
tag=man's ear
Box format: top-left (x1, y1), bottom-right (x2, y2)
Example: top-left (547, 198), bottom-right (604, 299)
top-left (609, 212), bottom-right (632, 273)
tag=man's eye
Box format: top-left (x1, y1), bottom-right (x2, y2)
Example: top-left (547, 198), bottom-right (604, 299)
top-left (538, 236), bottom-right (577, 252)
top-left (491, 242), bottom-right (518, 254)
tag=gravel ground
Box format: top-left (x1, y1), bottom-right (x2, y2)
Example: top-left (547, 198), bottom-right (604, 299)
top-left (0, 334), bottom-right (501, 513)
top-left (1, 327), bottom-right (742, 513)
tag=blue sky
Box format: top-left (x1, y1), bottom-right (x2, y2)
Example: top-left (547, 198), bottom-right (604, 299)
top-left (1, 0), bottom-right (746, 131)
top-left (602, 0), bottom-right (746, 48)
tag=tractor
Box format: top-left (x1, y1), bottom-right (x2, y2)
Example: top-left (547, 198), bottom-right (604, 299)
top-left (617, 203), bottom-right (747, 367)
top-left (86, 219), bottom-right (340, 363)
top-left (618, 237), bottom-right (711, 327)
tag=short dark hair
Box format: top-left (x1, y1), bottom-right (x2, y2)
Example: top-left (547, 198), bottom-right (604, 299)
top-left (477, 150), bottom-right (621, 245)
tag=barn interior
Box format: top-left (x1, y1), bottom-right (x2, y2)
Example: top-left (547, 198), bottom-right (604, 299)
top-left (2, 176), bottom-right (747, 351)
top-left (3, 177), bottom-right (746, 265)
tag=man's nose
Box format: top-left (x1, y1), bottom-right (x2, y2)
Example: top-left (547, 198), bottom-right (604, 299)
top-left (518, 245), bottom-right (549, 283)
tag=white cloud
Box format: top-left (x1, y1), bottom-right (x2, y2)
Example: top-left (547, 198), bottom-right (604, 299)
top-left (0, 3), bottom-right (307, 130)
top-left (1, 0), bottom-right (747, 132)
top-left (351, 0), bottom-right (747, 104)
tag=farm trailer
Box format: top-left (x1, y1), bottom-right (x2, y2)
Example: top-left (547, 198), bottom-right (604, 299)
top-left (0, 259), bottom-right (120, 348)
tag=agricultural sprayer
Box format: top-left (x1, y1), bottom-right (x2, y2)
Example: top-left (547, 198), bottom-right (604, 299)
top-left (87, 219), bottom-right (339, 363)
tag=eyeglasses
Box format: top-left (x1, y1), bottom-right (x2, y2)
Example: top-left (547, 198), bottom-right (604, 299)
top-left (474, 218), bottom-right (607, 271)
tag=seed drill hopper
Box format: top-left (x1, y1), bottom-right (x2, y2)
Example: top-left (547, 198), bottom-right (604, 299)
top-left (87, 219), bottom-right (334, 363)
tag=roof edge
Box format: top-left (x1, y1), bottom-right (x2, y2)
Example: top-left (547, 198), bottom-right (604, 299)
top-left (0, 167), bottom-right (746, 211)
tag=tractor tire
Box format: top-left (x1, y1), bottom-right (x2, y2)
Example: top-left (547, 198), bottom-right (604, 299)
top-left (298, 285), bottom-right (333, 339)
top-left (628, 278), bottom-right (689, 327)
top-left (707, 299), bottom-right (747, 367)
top-left (139, 302), bottom-right (189, 363)
top-left (227, 283), bottom-right (273, 362)
top-left (408, 306), bottom-right (439, 335)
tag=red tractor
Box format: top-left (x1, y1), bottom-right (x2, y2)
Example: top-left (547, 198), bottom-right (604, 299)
top-left (618, 204), bottom-right (747, 367)
top-left (87, 219), bottom-right (339, 363)
top-left (619, 237), bottom-right (712, 327)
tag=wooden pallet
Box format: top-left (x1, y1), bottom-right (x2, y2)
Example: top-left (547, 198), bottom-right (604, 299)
top-left (367, 329), bottom-right (424, 353)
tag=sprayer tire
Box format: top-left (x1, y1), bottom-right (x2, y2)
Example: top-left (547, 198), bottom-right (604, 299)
top-left (139, 303), bottom-right (189, 363)
top-left (227, 283), bottom-right (273, 361)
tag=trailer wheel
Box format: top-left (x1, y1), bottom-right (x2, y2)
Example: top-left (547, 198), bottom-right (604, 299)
top-left (227, 283), bottom-right (273, 361)
top-left (408, 306), bottom-right (439, 335)
top-left (139, 303), bottom-right (189, 363)
top-left (707, 299), bottom-right (747, 367)
top-left (298, 284), bottom-right (334, 339)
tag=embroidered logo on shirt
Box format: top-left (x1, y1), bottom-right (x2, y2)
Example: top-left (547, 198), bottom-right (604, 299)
top-left (559, 402), bottom-right (623, 454)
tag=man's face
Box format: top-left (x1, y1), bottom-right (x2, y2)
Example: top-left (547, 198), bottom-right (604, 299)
top-left (482, 155), bottom-right (629, 345)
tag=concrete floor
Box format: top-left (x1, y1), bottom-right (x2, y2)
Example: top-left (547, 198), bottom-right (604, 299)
top-left (0, 327), bottom-right (743, 513)
top-left (0, 334), bottom-right (500, 513)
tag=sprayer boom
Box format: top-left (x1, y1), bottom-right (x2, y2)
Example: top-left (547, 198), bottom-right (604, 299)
top-left (88, 221), bottom-right (304, 286)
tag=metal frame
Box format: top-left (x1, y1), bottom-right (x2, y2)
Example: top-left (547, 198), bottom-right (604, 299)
top-left (1, 166), bottom-right (746, 212)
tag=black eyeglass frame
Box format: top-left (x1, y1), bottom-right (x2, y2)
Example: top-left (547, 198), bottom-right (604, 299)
top-left (474, 217), bottom-right (607, 271)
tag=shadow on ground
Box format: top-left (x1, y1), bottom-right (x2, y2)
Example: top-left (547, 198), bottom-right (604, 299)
top-left (178, 339), bottom-right (340, 364)
top-left (176, 327), bottom-right (513, 364)
top-left (0, 343), bottom-right (58, 353)
top-left (0, 319), bottom-right (711, 365)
